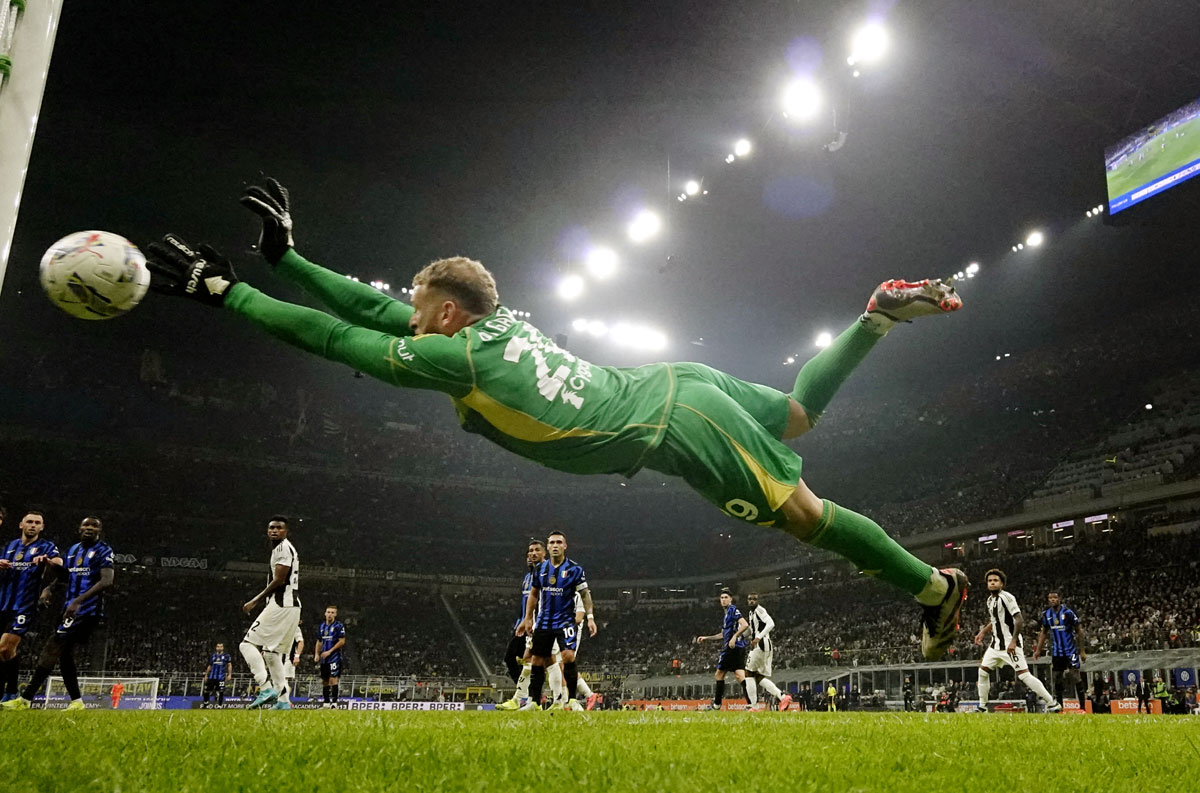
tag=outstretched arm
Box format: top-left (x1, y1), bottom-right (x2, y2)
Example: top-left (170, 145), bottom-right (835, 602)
top-left (225, 283), bottom-right (472, 396)
top-left (275, 249), bottom-right (416, 336)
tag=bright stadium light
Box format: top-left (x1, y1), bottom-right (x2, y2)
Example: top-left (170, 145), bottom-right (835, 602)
top-left (1026, 230), bottom-right (1045, 247)
top-left (785, 356), bottom-right (796, 365)
top-left (627, 209), bottom-right (662, 243)
top-left (586, 246), bottom-right (618, 279)
top-left (572, 318), bottom-right (588, 332)
top-left (557, 274), bottom-right (585, 301)
top-left (1145, 403), bottom-right (1153, 411)
top-left (586, 320), bottom-right (608, 338)
top-left (815, 331), bottom-right (833, 348)
top-left (685, 180), bottom-right (700, 196)
top-left (850, 22), bottom-right (889, 64)
top-left (1086, 210), bottom-right (1093, 217)
top-left (734, 139), bottom-right (752, 157)
top-left (725, 154), bottom-right (736, 163)
top-left (966, 262), bottom-right (980, 276)
top-left (1017, 243), bottom-right (1024, 250)
top-left (781, 78), bottom-right (823, 123)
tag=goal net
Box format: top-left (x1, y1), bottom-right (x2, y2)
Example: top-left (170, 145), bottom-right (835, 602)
top-left (45, 676), bottom-right (160, 710)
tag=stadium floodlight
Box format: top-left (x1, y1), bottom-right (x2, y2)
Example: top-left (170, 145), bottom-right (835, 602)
top-left (1145, 403), bottom-right (1153, 410)
top-left (734, 139), bottom-right (752, 157)
top-left (586, 246), bottom-right (618, 279)
top-left (627, 209), bottom-right (662, 243)
top-left (684, 180), bottom-right (700, 196)
top-left (966, 262), bottom-right (980, 275)
top-left (850, 22), bottom-right (889, 65)
top-left (572, 318), bottom-right (588, 332)
top-left (785, 356), bottom-right (796, 365)
top-left (725, 154), bottom-right (736, 163)
top-left (1011, 246), bottom-right (1018, 252)
top-left (995, 355), bottom-right (1001, 361)
top-left (1025, 230), bottom-right (1044, 247)
top-left (781, 78), bottom-right (822, 123)
top-left (557, 274), bottom-right (585, 301)
top-left (815, 331), bottom-right (833, 348)
top-left (1086, 210), bottom-right (1093, 217)
top-left (1017, 243), bottom-right (1024, 250)
top-left (586, 320), bottom-right (608, 338)
top-left (852, 70), bottom-right (861, 78)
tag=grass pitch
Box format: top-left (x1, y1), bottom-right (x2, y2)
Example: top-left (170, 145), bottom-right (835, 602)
top-left (0, 710), bottom-right (1195, 792)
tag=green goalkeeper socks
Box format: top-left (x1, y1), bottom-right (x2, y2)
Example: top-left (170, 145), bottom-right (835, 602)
top-left (789, 319), bottom-right (882, 424)
top-left (806, 500), bottom-right (934, 598)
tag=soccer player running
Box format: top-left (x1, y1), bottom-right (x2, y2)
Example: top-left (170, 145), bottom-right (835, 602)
top-left (240, 516), bottom-right (301, 710)
top-left (1033, 591), bottom-right (1087, 710)
top-left (696, 589), bottom-right (751, 710)
top-left (202, 642), bottom-right (233, 708)
top-left (2, 516), bottom-right (113, 712)
top-left (517, 531), bottom-right (595, 711)
top-left (144, 178), bottom-right (970, 659)
top-left (316, 606), bottom-right (346, 708)
top-left (743, 592), bottom-right (792, 711)
top-left (0, 511), bottom-right (62, 702)
top-left (973, 569), bottom-right (1060, 713)
top-left (498, 539), bottom-right (547, 710)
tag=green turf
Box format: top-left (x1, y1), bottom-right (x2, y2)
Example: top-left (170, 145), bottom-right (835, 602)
top-left (2, 710), bottom-right (1197, 792)
top-left (1106, 114), bottom-right (1200, 199)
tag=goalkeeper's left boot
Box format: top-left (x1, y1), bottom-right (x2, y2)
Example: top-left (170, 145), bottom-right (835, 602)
top-left (865, 279), bottom-right (962, 324)
top-left (920, 568), bottom-right (969, 660)
top-left (0, 696), bottom-right (30, 711)
top-left (64, 699), bottom-right (85, 711)
top-left (247, 686), bottom-right (279, 709)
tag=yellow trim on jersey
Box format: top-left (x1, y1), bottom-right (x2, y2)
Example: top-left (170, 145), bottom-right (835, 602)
top-left (460, 388), bottom-right (610, 442)
top-left (676, 402), bottom-right (797, 511)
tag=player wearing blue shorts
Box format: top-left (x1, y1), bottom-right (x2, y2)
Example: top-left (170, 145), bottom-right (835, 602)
top-left (1034, 591), bottom-right (1087, 710)
top-left (202, 643), bottom-right (233, 708)
top-left (0, 510), bottom-right (62, 702)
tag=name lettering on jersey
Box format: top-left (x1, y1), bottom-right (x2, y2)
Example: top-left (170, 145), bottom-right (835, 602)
top-left (501, 323), bottom-right (588, 409)
top-left (392, 338), bottom-right (416, 362)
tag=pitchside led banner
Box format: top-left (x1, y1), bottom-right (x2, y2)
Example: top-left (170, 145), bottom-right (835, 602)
top-left (1105, 97), bottom-right (1200, 214)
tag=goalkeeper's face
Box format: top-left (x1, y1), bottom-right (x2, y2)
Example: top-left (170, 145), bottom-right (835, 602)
top-left (409, 286), bottom-right (477, 336)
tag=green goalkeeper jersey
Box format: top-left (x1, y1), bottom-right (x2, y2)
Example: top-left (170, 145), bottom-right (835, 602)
top-left (225, 249), bottom-right (678, 476)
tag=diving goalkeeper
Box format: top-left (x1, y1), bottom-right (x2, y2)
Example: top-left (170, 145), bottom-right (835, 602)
top-left (145, 178), bottom-right (968, 659)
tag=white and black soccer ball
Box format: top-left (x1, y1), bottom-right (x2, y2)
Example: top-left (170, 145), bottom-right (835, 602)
top-left (39, 230), bottom-right (150, 320)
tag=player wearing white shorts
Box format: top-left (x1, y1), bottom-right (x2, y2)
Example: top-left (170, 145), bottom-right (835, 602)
top-left (973, 568), bottom-right (1059, 713)
top-left (744, 593), bottom-right (792, 711)
top-left (279, 621), bottom-right (304, 706)
top-left (240, 516), bottom-right (301, 710)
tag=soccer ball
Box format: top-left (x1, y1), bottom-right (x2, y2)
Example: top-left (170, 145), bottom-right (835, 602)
top-left (39, 230), bottom-right (150, 320)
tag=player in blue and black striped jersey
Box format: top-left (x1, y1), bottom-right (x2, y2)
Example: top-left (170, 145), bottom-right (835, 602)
top-left (315, 606), bottom-right (346, 708)
top-left (695, 588), bottom-right (751, 710)
top-left (202, 643), bottom-right (233, 708)
top-left (1034, 591), bottom-right (1087, 710)
top-left (518, 531), bottom-right (596, 710)
top-left (2, 516), bottom-right (115, 711)
top-left (0, 510), bottom-right (62, 702)
top-left (497, 539), bottom-right (547, 710)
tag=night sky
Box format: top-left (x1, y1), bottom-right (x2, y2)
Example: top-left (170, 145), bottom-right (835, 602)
top-left (5, 0), bottom-right (1200, 404)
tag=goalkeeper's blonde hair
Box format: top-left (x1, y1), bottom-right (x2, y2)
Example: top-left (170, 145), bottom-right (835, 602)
top-left (412, 257), bottom-right (499, 316)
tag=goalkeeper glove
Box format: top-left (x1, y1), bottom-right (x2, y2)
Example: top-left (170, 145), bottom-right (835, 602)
top-left (240, 177), bottom-right (295, 265)
top-left (145, 234), bottom-right (240, 307)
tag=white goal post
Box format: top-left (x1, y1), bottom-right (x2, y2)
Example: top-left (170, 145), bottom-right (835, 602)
top-left (45, 676), bottom-right (160, 709)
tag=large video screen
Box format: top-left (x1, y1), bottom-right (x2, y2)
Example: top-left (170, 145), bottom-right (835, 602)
top-left (1105, 97), bottom-right (1200, 214)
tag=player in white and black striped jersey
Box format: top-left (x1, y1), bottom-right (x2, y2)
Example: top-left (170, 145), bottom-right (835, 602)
top-left (973, 569), bottom-right (1060, 713)
top-left (743, 593), bottom-right (792, 711)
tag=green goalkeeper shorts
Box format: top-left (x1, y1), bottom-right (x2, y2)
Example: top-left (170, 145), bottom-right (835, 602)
top-left (644, 363), bottom-right (802, 527)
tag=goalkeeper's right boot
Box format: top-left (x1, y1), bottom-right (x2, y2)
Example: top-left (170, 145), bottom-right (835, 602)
top-left (247, 686), bottom-right (279, 709)
top-left (0, 696), bottom-right (30, 711)
top-left (865, 279), bottom-right (962, 324)
top-left (920, 568), bottom-right (969, 661)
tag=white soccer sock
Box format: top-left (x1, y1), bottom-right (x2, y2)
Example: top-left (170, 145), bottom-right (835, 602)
top-left (977, 670), bottom-right (991, 703)
top-left (744, 677), bottom-right (758, 706)
top-left (548, 662), bottom-right (565, 703)
top-left (576, 676), bottom-right (593, 698)
top-left (515, 664), bottom-right (531, 699)
top-left (760, 678), bottom-right (783, 699)
top-left (1019, 671), bottom-right (1055, 705)
top-left (915, 567), bottom-right (951, 607)
top-left (239, 642), bottom-right (269, 688)
top-left (263, 651), bottom-right (287, 694)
